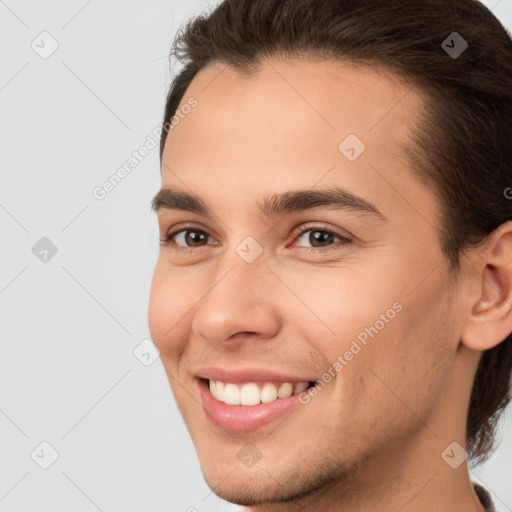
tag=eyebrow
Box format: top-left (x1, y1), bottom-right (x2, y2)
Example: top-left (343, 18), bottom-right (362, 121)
top-left (151, 186), bottom-right (386, 221)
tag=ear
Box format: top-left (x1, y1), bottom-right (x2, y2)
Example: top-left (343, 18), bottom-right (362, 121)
top-left (461, 221), bottom-right (512, 351)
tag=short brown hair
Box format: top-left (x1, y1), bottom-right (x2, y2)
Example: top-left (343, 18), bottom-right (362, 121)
top-left (159, 0), bottom-right (512, 465)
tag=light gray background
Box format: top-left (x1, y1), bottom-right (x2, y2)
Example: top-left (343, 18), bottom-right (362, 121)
top-left (1, 1), bottom-right (511, 511)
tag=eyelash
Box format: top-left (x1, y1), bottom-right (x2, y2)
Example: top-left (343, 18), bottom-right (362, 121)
top-left (159, 224), bottom-right (352, 254)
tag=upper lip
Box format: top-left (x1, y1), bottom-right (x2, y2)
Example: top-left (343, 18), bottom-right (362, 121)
top-left (195, 367), bottom-right (317, 384)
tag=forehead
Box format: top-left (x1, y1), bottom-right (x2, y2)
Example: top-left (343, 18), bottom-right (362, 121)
top-left (164, 57), bottom-right (423, 165)
top-left (170, 58), bottom-right (421, 143)
top-left (161, 57), bottom-right (436, 224)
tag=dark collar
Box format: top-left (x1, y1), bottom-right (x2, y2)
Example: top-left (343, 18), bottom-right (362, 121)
top-left (473, 483), bottom-right (496, 512)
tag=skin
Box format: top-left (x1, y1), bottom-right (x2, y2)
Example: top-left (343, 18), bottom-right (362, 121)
top-left (148, 57), bottom-right (512, 511)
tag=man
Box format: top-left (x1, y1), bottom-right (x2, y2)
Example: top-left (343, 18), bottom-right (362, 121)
top-left (148, 0), bottom-right (512, 510)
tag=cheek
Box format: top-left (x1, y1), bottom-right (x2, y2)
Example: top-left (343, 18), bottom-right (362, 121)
top-left (338, 274), bottom-right (456, 429)
top-left (289, 262), bottom-right (456, 419)
top-left (148, 268), bottom-right (195, 418)
top-left (147, 264), bottom-right (191, 357)
top-left (280, 264), bottom-right (404, 357)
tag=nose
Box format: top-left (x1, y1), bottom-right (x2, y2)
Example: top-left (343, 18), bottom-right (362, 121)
top-left (191, 256), bottom-right (282, 348)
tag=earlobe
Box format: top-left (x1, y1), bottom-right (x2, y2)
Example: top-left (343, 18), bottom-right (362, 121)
top-left (461, 222), bottom-right (512, 352)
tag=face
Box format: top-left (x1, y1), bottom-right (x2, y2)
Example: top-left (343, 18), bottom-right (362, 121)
top-left (148, 58), bottom-right (466, 507)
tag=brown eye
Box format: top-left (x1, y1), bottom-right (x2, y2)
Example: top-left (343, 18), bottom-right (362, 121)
top-left (293, 226), bottom-right (350, 250)
top-left (170, 229), bottom-right (212, 247)
top-left (159, 225), bottom-right (218, 248)
top-left (305, 230), bottom-right (337, 247)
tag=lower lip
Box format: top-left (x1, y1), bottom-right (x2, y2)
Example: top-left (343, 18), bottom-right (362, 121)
top-left (197, 379), bottom-right (305, 433)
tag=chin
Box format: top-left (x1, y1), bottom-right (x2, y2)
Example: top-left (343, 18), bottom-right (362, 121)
top-left (197, 450), bottom-right (361, 508)
top-left (201, 471), bottom-right (303, 507)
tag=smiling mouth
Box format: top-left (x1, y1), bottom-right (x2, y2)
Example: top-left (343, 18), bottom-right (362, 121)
top-left (205, 378), bottom-right (316, 406)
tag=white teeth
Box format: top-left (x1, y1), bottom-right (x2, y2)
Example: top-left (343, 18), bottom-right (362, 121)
top-left (207, 379), bottom-right (310, 406)
top-left (260, 383), bottom-right (278, 403)
top-left (209, 380), bottom-right (217, 399)
top-left (294, 381), bottom-right (309, 394)
top-left (215, 380), bottom-right (225, 399)
top-left (277, 382), bottom-right (293, 398)
top-left (223, 383), bottom-right (240, 405)
top-left (240, 383), bottom-right (260, 406)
